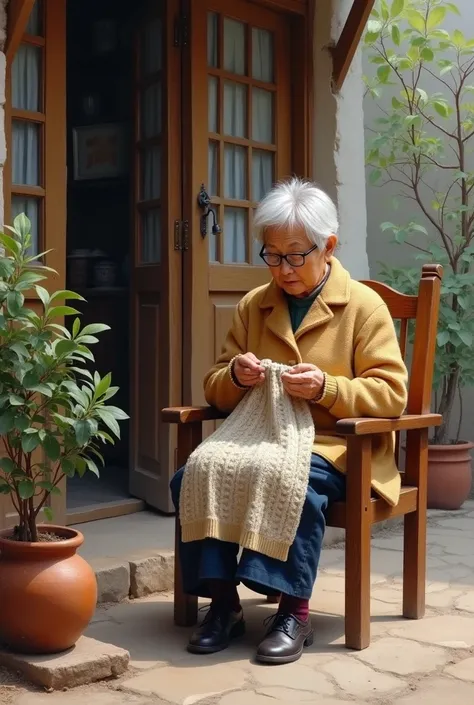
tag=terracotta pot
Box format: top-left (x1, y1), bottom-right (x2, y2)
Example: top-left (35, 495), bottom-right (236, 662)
top-left (0, 525), bottom-right (97, 654)
top-left (427, 441), bottom-right (473, 510)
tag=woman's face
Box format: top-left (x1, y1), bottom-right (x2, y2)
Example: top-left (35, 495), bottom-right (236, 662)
top-left (263, 225), bottom-right (337, 298)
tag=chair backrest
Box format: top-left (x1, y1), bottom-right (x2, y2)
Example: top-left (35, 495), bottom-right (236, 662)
top-left (361, 263), bottom-right (443, 423)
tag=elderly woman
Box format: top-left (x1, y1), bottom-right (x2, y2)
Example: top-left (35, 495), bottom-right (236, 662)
top-left (170, 177), bottom-right (408, 664)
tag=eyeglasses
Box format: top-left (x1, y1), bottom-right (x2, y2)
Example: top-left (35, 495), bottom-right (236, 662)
top-left (259, 243), bottom-right (319, 268)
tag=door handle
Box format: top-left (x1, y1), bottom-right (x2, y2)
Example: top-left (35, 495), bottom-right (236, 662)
top-left (197, 184), bottom-right (221, 238)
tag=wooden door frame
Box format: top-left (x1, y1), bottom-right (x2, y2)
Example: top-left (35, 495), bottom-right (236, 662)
top-left (1, 0), bottom-right (67, 529)
top-left (181, 0), bottom-right (314, 405)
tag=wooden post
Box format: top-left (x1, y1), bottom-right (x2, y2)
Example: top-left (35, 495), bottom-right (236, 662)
top-left (332, 0), bottom-right (376, 91)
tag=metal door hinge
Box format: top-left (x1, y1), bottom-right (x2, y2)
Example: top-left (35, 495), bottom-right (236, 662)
top-left (173, 13), bottom-right (188, 47)
top-left (174, 219), bottom-right (189, 251)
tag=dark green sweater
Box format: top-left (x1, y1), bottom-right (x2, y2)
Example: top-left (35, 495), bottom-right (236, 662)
top-left (286, 289), bottom-right (320, 333)
top-left (285, 268), bottom-right (330, 333)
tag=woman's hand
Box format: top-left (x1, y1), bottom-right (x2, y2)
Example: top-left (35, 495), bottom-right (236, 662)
top-left (281, 363), bottom-right (324, 401)
top-left (233, 353), bottom-right (265, 387)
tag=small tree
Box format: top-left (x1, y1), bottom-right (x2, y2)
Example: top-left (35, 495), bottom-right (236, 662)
top-left (0, 215), bottom-right (128, 541)
top-left (364, 0), bottom-right (474, 444)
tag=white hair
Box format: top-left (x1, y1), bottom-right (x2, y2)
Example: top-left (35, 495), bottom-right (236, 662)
top-left (253, 177), bottom-right (339, 248)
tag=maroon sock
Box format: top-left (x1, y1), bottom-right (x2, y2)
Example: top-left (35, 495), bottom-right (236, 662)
top-left (207, 579), bottom-right (241, 613)
top-left (279, 594), bottom-right (309, 622)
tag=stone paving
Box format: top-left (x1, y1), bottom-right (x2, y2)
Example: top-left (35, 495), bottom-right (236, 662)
top-left (4, 502), bottom-right (474, 705)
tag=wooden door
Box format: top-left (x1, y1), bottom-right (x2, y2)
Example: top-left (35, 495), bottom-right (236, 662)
top-left (183, 0), bottom-right (292, 404)
top-left (129, 0), bottom-right (182, 512)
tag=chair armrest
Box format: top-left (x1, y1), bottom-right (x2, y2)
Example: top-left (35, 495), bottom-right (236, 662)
top-left (162, 406), bottom-right (229, 424)
top-left (336, 413), bottom-right (442, 436)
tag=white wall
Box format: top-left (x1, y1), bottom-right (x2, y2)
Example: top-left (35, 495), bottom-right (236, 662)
top-left (363, 1), bottom-right (474, 447)
top-left (313, 0), bottom-right (369, 280)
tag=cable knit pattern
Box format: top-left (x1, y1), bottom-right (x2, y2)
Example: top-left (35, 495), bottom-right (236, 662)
top-left (179, 360), bottom-right (315, 562)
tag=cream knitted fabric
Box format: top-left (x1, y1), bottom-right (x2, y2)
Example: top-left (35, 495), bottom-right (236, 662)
top-left (179, 359), bottom-right (315, 561)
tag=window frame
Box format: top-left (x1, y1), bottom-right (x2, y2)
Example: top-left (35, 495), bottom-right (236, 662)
top-left (3, 0), bottom-right (66, 280)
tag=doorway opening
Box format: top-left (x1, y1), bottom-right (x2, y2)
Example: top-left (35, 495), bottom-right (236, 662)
top-left (65, 0), bottom-right (137, 518)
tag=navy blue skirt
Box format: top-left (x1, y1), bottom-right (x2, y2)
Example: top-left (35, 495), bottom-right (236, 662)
top-left (170, 453), bottom-right (346, 599)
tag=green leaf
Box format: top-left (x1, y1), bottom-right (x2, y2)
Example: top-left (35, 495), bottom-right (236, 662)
top-left (410, 223), bottom-right (428, 234)
top-left (13, 213), bottom-right (31, 238)
top-left (75, 456), bottom-right (87, 478)
top-left (23, 370), bottom-right (41, 388)
top-left (42, 434), bottom-right (61, 461)
top-left (79, 323), bottom-right (111, 337)
top-left (97, 430), bottom-right (115, 445)
top-left (391, 24), bottom-right (401, 45)
top-left (43, 506), bottom-right (54, 522)
top-left (434, 101), bottom-right (449, 117)
top-left (406, 10), bottom-right (425, 32)
top-left (103, 405), bottom-right (129, 421)
top-left (95, 372), bottom-right (112, 399)
top-left (35, 285), bottom-right (50, 307)
top-left (47, 305), bottom-right (81, 319)
top-left (440, 62), bottom-right (455, 76)
top-left (0, 233), bottom-right (21, 257)
top-left (390, 0), bottom-right (404, 18)
top-left (55, 339), bottom-right (78, 356)
top-left (74, 419), bottom-right (91, 446)
top-left (37, 481), bottom-right (61, 496)
top-left (0, 258), bottom-right (15, 278)
top-left (458, 331), bottom-right (473, 346)
top-left (72, 317), bottom-right (81, 338)
top-left (0, 457), bottom-right (15, 474)
top-left (0, 483), bottom-right (12, 495)
top-left (21, 431), bottom-right (40, 453)
top-left (9, 393), bottom-right (24, 407)
top-left (16, 271), bottom-right (47, 289)
top-left (0, 410), bottom-right (15, 434)
top-left (437, 330), bottom-right (450, 346)
top-left (28, 384), bottom-right (53, 398)
top-left (377, 65), bottom-right (391, 83)
top-left (453, 29), bottom-right (466, 47)
top-left (85, 457), bottom-right (100, 477)
top-left (421, 47), bottom-right (434, 61)
top-left (369, 169), bottom-right (382, 185)
top-left (18, 479), bottom-right (34, 500)
top-left (7, 290), bottom-right (24, 316)
top-left (96, 408), bottom-right (121, 439)
top-left (49, 289), bottom-right (85, 302)
top-left (60, 458), bottom-right (75, 477)
top-left (427, 6), bottom-right (446, 30)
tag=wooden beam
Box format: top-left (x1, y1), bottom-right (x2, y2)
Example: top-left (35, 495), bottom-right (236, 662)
top-left (332, 0), bottom-right (376, 91)
top-left (5, 0), bottom-right (35, 62)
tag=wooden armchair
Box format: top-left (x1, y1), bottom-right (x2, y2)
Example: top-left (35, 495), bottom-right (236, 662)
top-left (163, 264), bottom-right (443, 650)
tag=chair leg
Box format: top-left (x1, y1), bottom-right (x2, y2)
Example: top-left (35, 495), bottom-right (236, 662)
top-left (345, 436), bottom-right (372, 650)
top-left (403, 429), bottom-right (428, 619)
top-left (174, 515), bottom-right (198, 627)
top-left (266, 595), bottom-right (280, 604)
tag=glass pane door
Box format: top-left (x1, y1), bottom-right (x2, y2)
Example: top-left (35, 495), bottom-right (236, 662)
top-left (206, 10), bottom-right (278, 265)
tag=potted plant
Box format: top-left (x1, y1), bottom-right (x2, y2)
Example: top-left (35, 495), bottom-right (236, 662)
top-left (0, 214), bottom-right (128, 653)
top-left (364, 0), bottom-right (474, 509)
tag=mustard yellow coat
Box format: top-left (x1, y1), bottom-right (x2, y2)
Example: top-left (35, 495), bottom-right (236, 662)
top-left (204, 257), bottom-right (408, 506)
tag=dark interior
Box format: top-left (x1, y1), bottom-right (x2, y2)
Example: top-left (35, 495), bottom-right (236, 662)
top-left (65, 0), bottom-right (137, 509)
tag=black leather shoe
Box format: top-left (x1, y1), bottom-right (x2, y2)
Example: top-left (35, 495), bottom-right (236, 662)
top-left (187, 606), bottom-right (245, 654)
top-left (256, 612), bottom-right (314, 664)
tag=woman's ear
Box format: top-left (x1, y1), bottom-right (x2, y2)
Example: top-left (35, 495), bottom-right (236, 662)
top-left (325, 234), bottom-right (338, 259)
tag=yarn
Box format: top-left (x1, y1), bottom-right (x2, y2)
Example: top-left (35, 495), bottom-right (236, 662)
top-left (179, 360), bottom-right (315, 561)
